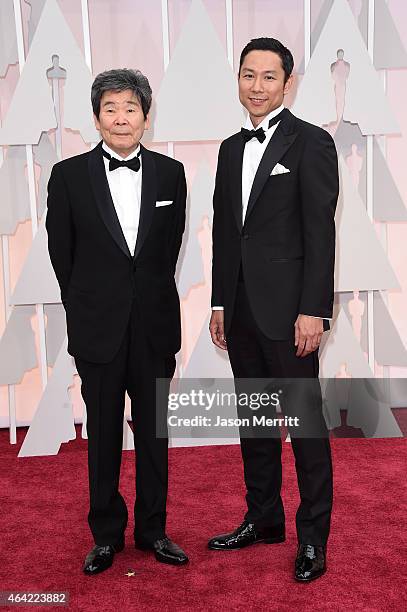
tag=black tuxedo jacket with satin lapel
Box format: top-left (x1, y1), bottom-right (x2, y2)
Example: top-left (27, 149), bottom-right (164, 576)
top-left (46, 142), bottom-right (186, 363)
top-left (211, 109), bottom-right (339, 340)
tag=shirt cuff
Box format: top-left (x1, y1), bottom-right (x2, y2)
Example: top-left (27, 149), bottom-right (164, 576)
top-left (212, 306), bottom-right (224, 310)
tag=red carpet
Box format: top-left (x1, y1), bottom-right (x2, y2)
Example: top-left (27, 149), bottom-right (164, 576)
top-left (0, 428), bottom-right (406, 612)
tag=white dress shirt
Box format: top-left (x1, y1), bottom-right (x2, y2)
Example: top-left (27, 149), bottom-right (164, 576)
top-left (102, 142), bottom-right (142, 256)
top-left (241, 103), bottom-right (284, 223)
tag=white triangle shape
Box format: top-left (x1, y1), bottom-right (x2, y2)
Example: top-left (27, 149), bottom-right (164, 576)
top-left (11, 214), bottom-right (61, 305)
top-left (34, 132), bottom-right (59, 220)
top-left (0, 0), bottom-right (18, 76)
top-left (44, 303), bottom-right (66, 367)
top-left (182, 313), bottom-right (232, 379)
top-left (0, 146), bottom-right (31, 235)
top-left (357, 0), bottom-right (369, 44)
top-left (292, 0), bottom-right (399, 134)
top-left (24, 0), bottom-right (47, 46)
top-left (0, 0), bottom-right (98, 145)
top-left (374, 0), bottom-right (407, 69)
top-left (152, 0), bottom-right (243, 142)
top-left (374, 292), bottom-right (407, 366)
top-left (178, 161), bottom-right (214, 297)
top-left (373, 139), bottom-right (407, 221)
top-left (18, 337), bottom-right (76, 457)
top-left (311, 0), bottom-right (335, 54)
top-left (324, 375), bottom-right (402, 438)
top-left (276, 20), bottom-right (302, 108)
top-left (0, 305), bottom-right (37, 385)
top-left (335, 156), bottom-right (399, 291)
top-left (334, 121), bottom-right (367, 202)
top-left (296, 0), bottom-right (334, 74)
top-left (346, 379), bottom-right (402, 437)
top-left (320, 308), bottom-right (373, 378)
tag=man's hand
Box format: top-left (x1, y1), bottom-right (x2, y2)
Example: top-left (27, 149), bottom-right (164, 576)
top-left (209, 310), bottom-right (227, 350)
top-left (294, 314), bottom-right (323, 357)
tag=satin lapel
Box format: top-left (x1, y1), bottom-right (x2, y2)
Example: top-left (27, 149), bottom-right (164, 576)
top-left (244, 112), bottom-right (298, 223)
top-left (228, 136), bottom-right (245, 232)
top-left (88, 142), bottom-right (131, 259)
top-left (133, 145), bottom-right (157, 261)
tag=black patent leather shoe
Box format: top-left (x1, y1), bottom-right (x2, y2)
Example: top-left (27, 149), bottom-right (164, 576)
top-left (135, 536), bottom-right (188, 565)
top-left (208, 520), bottom-right (285, 550)
top-left (295, 544), bottom-right (326, 582)
top-left (83, 537), bottom-right (125, 575)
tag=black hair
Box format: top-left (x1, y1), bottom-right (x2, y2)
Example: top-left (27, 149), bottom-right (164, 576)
top-left (239, 37), bottom-right (294, 82)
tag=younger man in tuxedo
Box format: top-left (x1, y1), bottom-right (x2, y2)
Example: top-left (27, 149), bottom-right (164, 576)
top-left (209, 38), bottom-right (338, 581)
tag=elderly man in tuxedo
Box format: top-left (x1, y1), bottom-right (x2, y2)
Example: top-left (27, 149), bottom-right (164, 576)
top-left (46, 69), bottom-right (188, 574)
top-left (209, 38), bottom-right (338, 582)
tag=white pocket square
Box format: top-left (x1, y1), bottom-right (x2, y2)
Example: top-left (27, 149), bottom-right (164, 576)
top-left (155, 200), bottom-right (173, 207)
top-left (270, 163), bottom-right (290, 176)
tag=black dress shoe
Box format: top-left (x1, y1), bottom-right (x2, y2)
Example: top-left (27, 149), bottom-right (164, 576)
top-left (83, 538), bottom-right (125, 575)
top-left (208, 520), bottom-right (285, 550)
top-left (295, 544), bottom-right (327, 582)
top-left (135, 536), bottom-right (188, 565)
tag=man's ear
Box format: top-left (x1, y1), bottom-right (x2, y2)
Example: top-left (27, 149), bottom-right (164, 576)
top-left (283, 74), bottom-right (294, 95)
top-left (144, 113), bottom-right (150, 130)
top-left (93, 114), bottom-right (100, 131)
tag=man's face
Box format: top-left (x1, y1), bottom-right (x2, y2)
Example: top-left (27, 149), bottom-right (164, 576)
top-left (94, 89), bottom-right (149, 158)
top-left (238, 50), bottom-right (293, 127)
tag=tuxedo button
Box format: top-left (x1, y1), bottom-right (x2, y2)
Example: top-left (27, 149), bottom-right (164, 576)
top-left (242, 234), bottom-right (249, 240)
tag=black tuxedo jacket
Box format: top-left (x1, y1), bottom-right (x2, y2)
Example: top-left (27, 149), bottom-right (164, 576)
top-left (46, 142), bottom-right (186, 363)
top-left (211, 109), bottom-right (339, 340)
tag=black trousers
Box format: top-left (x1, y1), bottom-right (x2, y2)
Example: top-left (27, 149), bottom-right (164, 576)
top-left (226, 280), bottom-right (333, 546)
top-left (75, 299), bottom-right (176, 547)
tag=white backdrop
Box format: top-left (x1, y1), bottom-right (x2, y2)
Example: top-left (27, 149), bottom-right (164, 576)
top-left (0, 0), bottom-right (406, 455)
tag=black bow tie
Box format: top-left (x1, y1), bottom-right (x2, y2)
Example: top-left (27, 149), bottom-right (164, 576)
top-left (241, 126), bottom-right (266, 143)
top-left (241, 109), bottom-right (287, 144)
top-left (102, 149), bottom-right (141, 172)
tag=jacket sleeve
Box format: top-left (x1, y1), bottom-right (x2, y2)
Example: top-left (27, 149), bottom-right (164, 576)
top-left (298, 128), bottom-right (339, 318)
top-left (170, 163), bottom-right (187, 276)
top-left (211, 141), bottom-right (226, 307)
top-left (45, 163), bottom-right (75, 305)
